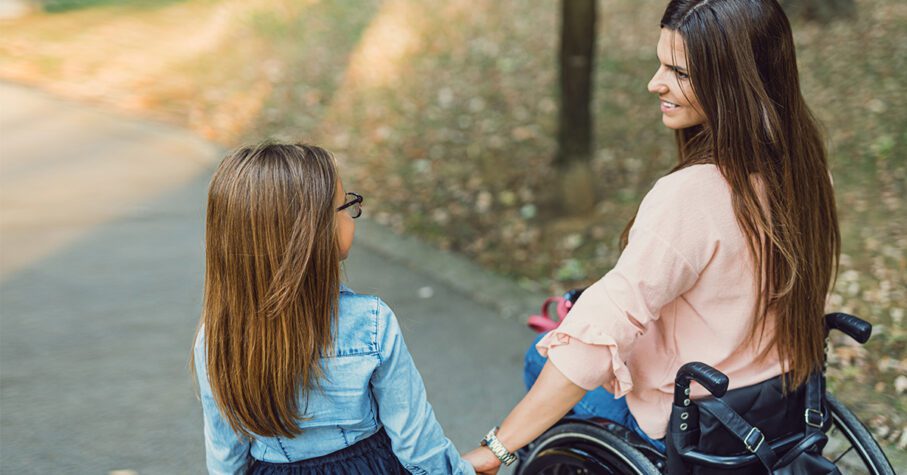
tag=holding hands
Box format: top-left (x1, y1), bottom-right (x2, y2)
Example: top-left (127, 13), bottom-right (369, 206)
top-left (463, 446), bottom-right (501, 475)
top-left (462, 360), bottom-right (588, 475)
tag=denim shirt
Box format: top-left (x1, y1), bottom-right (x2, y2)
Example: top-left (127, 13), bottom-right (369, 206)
top-left (194, 285), bottom-right (475, 475)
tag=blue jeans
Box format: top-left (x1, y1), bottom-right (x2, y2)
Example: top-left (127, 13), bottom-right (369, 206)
top-left (524, 333), bottom-right (667, 453)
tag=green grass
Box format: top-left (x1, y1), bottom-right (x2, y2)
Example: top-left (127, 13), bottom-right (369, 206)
top-left (41, 0), bottom-right (184, 13)
top-left (240, 0), bottom-right (382, 143)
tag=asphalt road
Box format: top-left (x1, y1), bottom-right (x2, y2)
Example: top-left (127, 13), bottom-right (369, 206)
top-left (0, 83), bottom-right (535, 474)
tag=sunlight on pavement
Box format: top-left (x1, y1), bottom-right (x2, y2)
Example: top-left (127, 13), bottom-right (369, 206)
top-left (0, 0), bottom-right (300, 142)
top-left (0, 0), bottom-right (241, 96)
top-left (0, 84), bottom-right (221, 281)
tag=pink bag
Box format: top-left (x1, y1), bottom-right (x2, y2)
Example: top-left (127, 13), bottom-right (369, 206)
top-left (527, 296), bottom-right (574, 333)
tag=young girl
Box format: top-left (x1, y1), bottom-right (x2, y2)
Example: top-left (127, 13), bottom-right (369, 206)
top-left (465, 0), bottom-right (839, 472)
top-left (192, 143), bottom-right (474, 475)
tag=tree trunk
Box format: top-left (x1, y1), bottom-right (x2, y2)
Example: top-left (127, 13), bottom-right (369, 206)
top-left (557, 0), bottom-right (596, 168)
top-left (779, 0), bottom-right (855, 23)
top-left (556, 0), bottom-right (597, 214)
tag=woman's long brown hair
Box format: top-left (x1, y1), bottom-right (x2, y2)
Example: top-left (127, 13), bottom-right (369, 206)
top-left (624, 0), bottom-right (840, 390)
top-left (192, 143), bottom-right (341, 438)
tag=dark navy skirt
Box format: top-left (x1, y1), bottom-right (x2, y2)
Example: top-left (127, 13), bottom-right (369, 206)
top-left (247, 428), bottom-right (406, 475)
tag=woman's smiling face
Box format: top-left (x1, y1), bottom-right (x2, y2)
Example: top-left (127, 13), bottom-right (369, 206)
top-left (647, 28), bottom-right (706, 129)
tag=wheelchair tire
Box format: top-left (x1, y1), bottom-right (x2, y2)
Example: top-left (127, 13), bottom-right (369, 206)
top-left (516, 421), bottom-right (661, 475)
top-left (826, 393), bottom-right (895, 475)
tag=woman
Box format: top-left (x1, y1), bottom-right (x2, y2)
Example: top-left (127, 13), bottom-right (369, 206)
top-left (465, 0), bottom-right (839, 472)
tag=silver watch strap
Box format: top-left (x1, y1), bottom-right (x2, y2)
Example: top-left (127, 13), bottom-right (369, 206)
top-left (482, 427), bottom-right (518, 466)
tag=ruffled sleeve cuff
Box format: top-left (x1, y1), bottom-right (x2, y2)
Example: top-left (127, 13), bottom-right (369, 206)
top-left (536, 322), bottom-right (634, 398)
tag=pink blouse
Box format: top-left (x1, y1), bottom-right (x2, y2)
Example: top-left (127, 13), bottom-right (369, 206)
top-left (537, 164), bottom-right (783, 439)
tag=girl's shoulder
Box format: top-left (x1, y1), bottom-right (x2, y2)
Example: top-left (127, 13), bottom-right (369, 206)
top-left (337, 285), bottom-right (388, 321)
top-left (335, 286), bottom-right (395, 357)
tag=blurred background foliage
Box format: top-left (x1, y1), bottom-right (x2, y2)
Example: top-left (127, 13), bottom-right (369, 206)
top-left (2, 0), bottom-right (904, 455)
top-left (39, 0), bottom-right (184, 13)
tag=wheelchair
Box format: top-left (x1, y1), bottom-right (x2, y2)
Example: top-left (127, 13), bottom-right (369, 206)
top-left (516, 292), bottom-right (895, 474)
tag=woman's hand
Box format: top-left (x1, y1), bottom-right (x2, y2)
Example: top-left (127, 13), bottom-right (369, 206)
top-left (463, 446), bottom-right (501, 475)
top-left (463, 361), bottom-right (588, 475)
top-left (492, 360), bottom-right (587, 453)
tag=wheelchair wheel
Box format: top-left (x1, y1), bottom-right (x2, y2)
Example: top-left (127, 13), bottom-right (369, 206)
top-left (515, 421), bottom-right (661, 475)
top-left (824, 393), bottom-right (895, 475)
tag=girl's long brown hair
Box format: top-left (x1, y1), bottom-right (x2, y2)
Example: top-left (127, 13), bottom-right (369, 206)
top-left (624, 0), bottom-right (840, 390)
top-left (193, 143), bottom-right (341, 438)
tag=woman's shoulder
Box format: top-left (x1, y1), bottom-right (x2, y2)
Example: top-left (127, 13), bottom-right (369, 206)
top-left (653, 164), bottom-right (729, 198)
top-left (661, 162), bottom-right (723, 180)
top-left (633, 163), bottom-right (738, 241)
top-left (639, 164), bottom-right (731, 213)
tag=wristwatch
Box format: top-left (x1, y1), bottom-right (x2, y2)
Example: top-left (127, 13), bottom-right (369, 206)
top-left (480, 426), bottom-right (518, 466)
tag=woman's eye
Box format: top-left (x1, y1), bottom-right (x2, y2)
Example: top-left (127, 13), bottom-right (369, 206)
top-left (674, 68), bottom-right (690, 79)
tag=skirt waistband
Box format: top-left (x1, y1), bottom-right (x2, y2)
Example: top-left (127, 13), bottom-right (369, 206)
top-left (248, 427), bottom-right (406, 475)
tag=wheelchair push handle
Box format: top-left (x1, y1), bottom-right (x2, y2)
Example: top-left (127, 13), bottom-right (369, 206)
top-left (668, 314), bottom-right (870, 406)
top-left (673, 362), bottom-right (729, 406)
top-left (825, 312), bottom-right (871, 344)
top-left (563, 287), bottom-right (585, 305)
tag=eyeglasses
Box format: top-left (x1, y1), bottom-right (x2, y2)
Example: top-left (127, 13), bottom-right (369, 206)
top-left (337, 192), bottom-right (363, 219)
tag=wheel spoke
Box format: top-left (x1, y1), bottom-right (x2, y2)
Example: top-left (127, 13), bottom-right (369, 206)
top-left (832, 445), bottom-right (854, 465)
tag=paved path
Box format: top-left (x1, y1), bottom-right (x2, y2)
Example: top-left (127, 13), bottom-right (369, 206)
top-left (0, 83), bottom-right (534, 474)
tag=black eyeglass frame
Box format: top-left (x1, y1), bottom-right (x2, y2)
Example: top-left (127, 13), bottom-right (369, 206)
top-left (337, 192), bottom-right (364, 218)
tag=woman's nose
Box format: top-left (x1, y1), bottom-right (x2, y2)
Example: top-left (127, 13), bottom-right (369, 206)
top-left (647, 71), bottom-right (668, 95)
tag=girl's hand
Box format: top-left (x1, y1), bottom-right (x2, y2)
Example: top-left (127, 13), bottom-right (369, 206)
top-left (463, 446), bottom-right (501, 475)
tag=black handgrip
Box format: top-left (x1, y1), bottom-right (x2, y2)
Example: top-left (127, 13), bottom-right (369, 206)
top-left (825, 313), bottom-right (872, 344)
top-left (674, 362), bottom-right (729, 405)
top-left (564, 288), bottom-right (586, 306)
